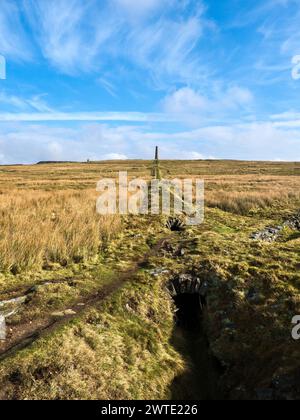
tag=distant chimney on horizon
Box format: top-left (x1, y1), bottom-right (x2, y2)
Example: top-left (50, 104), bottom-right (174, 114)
top-left (152, 146), bottom-right (161, 179)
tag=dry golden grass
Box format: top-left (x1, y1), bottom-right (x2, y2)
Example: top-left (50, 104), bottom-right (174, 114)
top-left (0, 160), bottom-right (298, 273)
top-left (0, 189), bottom-right (121, 273)
top-left (205, 188), bottom-right (300, 214)
top-left (204, 175), bottom-right (300, 214)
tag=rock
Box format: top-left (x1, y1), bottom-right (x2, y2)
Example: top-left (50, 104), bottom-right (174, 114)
top-left (64, 309), bottom-right (76, 316)
top-left (251, 211), bottom-right (300, 243)
top-left (51, 311), bottom-right (65, 317)
top-left (0, 296), bottom-right (27, 309)
top-left (149, 267), bottom-right (169, 277)
top-left (168, 273), bottom-right (201, 295)
top-left (284, 211), bottom-right (300, 230)
top-left (250, 226), bottom-right (283, 242)
top-left (0, 315), bottom-right (6, 340)
top-left (51, 309), bottom-right (76, 317)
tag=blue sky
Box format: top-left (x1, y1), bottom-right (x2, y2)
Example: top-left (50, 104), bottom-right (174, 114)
top-left (0, 0), bottom-right (300, 163)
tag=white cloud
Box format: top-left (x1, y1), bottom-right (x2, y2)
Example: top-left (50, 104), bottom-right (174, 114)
top-left (163, 87), bottom-right (208, 114)
top-left (179, 151), bottom-right (215, 160)
top-left (0, 119), bottom-right (299, 164)
top-left (271, 111), bottom-right (300, 120)
top-left (102, 153), bottom-right (128, 160)
top-left (162, 85), bottom-right (254, 125)
top-left (223, 86), bottom-right (254, 107)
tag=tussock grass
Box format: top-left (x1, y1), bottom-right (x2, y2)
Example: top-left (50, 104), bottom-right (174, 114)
top-left (205, 189), bottom-right (300, 215)
top-left (0, 190), bottom-right (121, 273)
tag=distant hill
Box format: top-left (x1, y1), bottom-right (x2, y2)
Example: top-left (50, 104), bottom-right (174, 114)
top-left (36, 161), bottom-right (79, 165)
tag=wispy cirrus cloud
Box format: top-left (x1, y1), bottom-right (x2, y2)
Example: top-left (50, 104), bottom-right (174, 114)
top-left (0, 91), bottom-right (54, 113)
top-left (126, 12), bottom-right (209, 88)
top-left (22, 0), bottom-right (115, 74)
top-left (15, 0), bottom-right (211, 87)
top-left (0, 0), bottom-right (33, 61)
top-left (0, 111), bottom-right (173, 123)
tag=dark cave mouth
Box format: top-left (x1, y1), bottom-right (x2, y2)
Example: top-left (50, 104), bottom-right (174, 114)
top-left (173, 293), bottom-right (204, 331)
top-left (171, 292), bottom-right (224, 400)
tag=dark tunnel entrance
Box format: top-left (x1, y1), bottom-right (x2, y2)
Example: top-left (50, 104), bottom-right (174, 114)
top-left (173, 293), bottom-right (203, 331)
top-left (170, 288), bottom-right (222, 401)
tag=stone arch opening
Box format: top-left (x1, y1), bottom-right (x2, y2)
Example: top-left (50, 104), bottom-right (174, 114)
top-left (168, 273), bottom-right (206, 329)
top-left (166, 217), bottom-right (185, 232)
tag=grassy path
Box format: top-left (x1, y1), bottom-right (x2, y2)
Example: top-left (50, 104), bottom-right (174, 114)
top-left (0, 234), bottom-right (172, 362)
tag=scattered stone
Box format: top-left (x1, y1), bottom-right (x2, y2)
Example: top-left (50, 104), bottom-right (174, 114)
top-left (125, 304), bottom-right (134, 313)
top-left (149, 267), bottom-right (170, 277)
top-left (250, 226), bottom-right (283, 242)
top-left (64, 309), bottom-right (76, 316)
top-left (251, 211), bottom-right (300, 242)
top-left (0, 295), bottom-right (27, 329)
top-left (0, 296), bottom-right (27, 309)
top-left (51, 311), bottom-right (65, 318)
top-left (0, 296), bottom-right (27, 324)
top-left (51, 309), bottom-right (76, 317)
top-left (284, 211), bottom-right (300, 230)
top-left (0, 315), bottom-right (6, 340)
top-left (168, 273), bottom-right (202, 296)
